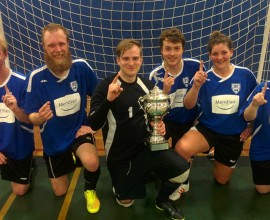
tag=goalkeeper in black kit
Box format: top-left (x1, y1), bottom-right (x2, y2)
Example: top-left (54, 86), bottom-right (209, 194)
top-left (88, 38), bottom-right (189, 220)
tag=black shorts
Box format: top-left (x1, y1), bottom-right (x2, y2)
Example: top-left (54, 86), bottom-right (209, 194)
top-left (44, 149), bottom-right (76, 178)
top-left (250, 160), bottom-right (270, 185)
top-left (108, 147), bottom-right (189, 200)
top-left (165, 120), bottom-right (194, 148)
top-left (44, 133), bottom-right (95, 178)
top-left (195, 123), bottom-right (243, 167)
top-left (0, 154), bottom-right (33, 184)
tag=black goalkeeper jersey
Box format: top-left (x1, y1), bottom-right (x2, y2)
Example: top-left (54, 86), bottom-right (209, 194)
top-left (88, 74), bottom-right (154, 168)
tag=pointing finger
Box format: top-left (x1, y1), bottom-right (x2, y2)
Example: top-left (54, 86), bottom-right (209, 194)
top-left (261, 83), bottom-right (267, 97)
top-left (164, 67), bottom-right (169, 79)
top-left (199, 60), bottom-right (204, 72)
top-left (112, 73), bottom-right (120, 84)
top-left (4, 85), bottom-right (11, 95)
top-left (39, 101), bottom-right (50, 112)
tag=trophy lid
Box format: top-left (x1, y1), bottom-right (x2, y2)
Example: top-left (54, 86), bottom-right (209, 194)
top-left (146, 86), bottom-right (169, 101)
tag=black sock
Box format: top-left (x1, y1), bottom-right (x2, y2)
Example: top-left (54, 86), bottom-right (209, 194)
top-left (156, 180), bottom-right (179, 205)
top-left (84, 166), bottom-right (101, 191)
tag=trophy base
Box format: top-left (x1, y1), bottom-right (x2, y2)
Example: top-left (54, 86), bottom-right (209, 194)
top-left (148, 142), bottom-right (169, 151)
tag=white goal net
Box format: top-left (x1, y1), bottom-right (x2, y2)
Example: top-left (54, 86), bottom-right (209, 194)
top-left (0, 0), bottom-right (269, 82)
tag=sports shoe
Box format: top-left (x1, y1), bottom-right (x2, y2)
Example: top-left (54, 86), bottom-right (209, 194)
top-left (207, 148), bottom-right (215, 160)
top-left (116, 198), bottom-right (134, 207)
top-left (112, 186), bottom-right (134, 207)
top-left (169, 181), bottom-right (190, 201)
top-left (156, 200), bottom-right (185, 220)
top-left (84, 190), bottom-right (100, 213)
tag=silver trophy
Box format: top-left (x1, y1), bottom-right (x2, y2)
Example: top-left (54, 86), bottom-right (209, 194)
top-left (138, 86), bottom-right (172, 151)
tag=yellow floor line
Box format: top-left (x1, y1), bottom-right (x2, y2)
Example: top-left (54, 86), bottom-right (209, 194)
top-left (57, 167), bottom-right (82, 220)
top-left (0, 192), bottom-right (16, 218)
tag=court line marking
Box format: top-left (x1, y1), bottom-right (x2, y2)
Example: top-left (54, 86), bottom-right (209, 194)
top-left (0, 192), bottom-right (16, 219)
top-left (57, 167), bottom-right (82, 220)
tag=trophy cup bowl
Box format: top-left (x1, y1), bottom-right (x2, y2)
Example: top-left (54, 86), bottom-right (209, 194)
top-left (138, 86), bottom-right (171, 151)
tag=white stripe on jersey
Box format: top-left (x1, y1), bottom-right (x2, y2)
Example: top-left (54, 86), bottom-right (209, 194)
top-left (105, 109), bottom-right (116, 158)
top-left (73, 58), bottom-right (94, 71)
top-left (11, 70), bottom-right (26, 80)
top-left (183, 58), bottom-right (201, 64)
top-left (39, 121), bottom-right (47, 133)
top-left (137, 77), bottom-right (150, 94)
top-left (252, 124), bottom-right (262, 137)
top-left (149, 65), bottom-right (163, 80)
top-left (27, 65), bottom-right (48, 92)
top-left (20, 124), bottom-right (34, 133)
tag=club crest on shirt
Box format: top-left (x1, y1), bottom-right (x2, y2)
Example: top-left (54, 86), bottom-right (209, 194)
top-left (231, 83), bottom-right (241, 94)
top-left (70, 81), bottom-right (78, 92)
top-left (182, 77), bottom-right (189, 87)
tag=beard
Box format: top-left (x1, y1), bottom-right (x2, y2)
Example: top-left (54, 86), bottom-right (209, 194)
top-left (44, 50), bottom-right (72, 74)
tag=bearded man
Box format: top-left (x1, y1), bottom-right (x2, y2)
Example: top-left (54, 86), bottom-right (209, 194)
top-left (25, 23), bottom-right (101, 214)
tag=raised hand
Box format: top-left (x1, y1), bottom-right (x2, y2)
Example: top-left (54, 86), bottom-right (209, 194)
top-left (163, 67), bottom-right (174, 94)
top-left (193, 60), bottom-right (207, 88)
top-left (107, 74), bottom-right (123, 101)
top-left (38, 101), bottom-right (53, 122)
top-left (2, 85), bottom-right (17, 111)
top-left (252, 83), bottom-right (268, 107)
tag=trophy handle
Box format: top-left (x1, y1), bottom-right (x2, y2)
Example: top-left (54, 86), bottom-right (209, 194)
top-left (153, 71), bottom-right (159, 86)
top-left (168, 93), bottom-right (175, 108)
top-left (138, 96), bottom-right (149, 119)
top-left (138, 96), bottom-right (145, 110)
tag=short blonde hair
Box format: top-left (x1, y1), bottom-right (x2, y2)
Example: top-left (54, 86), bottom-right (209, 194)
top-left (0, 35), bottom-right (8, 53)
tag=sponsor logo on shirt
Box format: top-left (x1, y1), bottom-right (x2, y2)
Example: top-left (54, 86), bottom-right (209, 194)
top-left (0, 103), bottom-right (15, 123)
top-left (212, 95), bottom-right (239, 114)
top-left (171, 89), bottom-right (187, 108)
top-left (54, 93), bottom-right (81, 116)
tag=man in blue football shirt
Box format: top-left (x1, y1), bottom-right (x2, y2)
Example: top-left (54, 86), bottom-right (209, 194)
top-left (0, 35), bottom-right (34, 195)
top-left (25, 23), bottom-right (100, 213)
top-left (149, 28), bottom-right (202, 201)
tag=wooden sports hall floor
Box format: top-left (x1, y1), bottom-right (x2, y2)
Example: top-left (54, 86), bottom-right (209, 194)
top-left (1, 127), bottom-right (270, 220)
